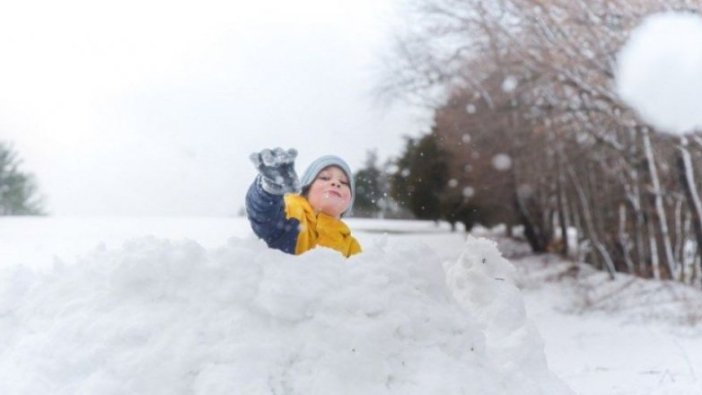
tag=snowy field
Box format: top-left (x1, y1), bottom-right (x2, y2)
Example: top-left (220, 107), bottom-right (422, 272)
top-left (1, 217), bottom-right (701, 394)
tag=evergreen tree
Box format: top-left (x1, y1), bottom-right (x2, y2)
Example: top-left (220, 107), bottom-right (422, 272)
top-left (390, 131), bottom-right (449, 221)
top-left (0, 142), bottom-right (44, 215)
top-left (353, 150), bottom-right (384, 217)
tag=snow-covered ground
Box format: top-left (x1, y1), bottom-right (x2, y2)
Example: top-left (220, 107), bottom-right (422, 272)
top-left (510, 250), bottom-right (702, 395)
top-left (1, 217), bottom-right (700, 394)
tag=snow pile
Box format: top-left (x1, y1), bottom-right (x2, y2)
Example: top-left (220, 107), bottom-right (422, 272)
top-left (0, 236), bottom-right (571, 394)
top-left (444, 237), bottom-right (561, 385)
top-left (616, 12), bottom-right (702, 134)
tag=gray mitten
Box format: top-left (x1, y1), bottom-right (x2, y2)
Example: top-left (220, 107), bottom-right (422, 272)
top-left (250, 147), bottom-right (300, 195)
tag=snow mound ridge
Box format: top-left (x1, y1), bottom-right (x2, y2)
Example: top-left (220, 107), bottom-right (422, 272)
top-left (0, 236), bottom-right (571, 394)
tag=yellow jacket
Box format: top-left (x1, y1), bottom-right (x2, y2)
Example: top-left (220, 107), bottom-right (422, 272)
top-left (284, 194), bottom-right (362, 257)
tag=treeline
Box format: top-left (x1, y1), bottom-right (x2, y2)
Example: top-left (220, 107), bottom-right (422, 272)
top-left (369, 0), bottom-right (702, 286)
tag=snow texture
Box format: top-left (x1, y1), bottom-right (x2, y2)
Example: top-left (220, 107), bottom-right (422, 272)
top-left (616, 12), bottom-right (702, 134)
top-left (0, 234), bottom-right (571, 394)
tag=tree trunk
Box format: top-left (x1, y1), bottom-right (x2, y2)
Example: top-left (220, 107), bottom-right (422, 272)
top-left (514, 193), bottom-right (547, 253)
top-left (677, 135), bottom-right (702, 284)
top-left (642, 127), bottom-right (677, 279)
top-left (673, 197), bottom-right (684, 281)
top-left (648, 219), bottom-right (660, 280)
top-left (618, 204), bottom-right (635, 273)
top-left (557, 172), bottom-right (570, 257)
top-left (567, 166), bottom-right (616, 279)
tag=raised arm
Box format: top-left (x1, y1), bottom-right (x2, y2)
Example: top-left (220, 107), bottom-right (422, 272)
top-left (245, 148), bottom-right (301, 254)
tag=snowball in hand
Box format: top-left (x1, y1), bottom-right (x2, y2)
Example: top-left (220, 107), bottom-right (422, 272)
top-left (615, 12), bottom-right (702, 135)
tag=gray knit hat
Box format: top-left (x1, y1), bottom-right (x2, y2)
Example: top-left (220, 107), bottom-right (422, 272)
top-left (300, 155), bottom-right (355, 215)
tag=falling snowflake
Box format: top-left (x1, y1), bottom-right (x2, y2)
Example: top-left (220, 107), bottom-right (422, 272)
top-left (502, 75), bottom-right (518, 93)
top-left (492, 154), bottom-right (512, 171)
top-left (462, 186), bottom-right (475, 198)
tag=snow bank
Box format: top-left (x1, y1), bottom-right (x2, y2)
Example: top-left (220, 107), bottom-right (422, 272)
top-left (0, 235), bottom-right (571, 394)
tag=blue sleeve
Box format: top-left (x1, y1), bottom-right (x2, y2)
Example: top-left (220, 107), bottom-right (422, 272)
top-left (245, 176), bottom-right (299, 254)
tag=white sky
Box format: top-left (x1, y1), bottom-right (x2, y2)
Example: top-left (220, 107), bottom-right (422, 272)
top-left (0, 0), bottom-right (429, 216)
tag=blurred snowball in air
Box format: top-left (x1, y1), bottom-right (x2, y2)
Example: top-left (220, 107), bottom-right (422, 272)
top-left (616, 12), bottom-right (702, 135)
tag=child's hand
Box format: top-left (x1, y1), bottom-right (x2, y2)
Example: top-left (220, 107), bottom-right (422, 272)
top-left (250, 148), bottom-right (300, 195)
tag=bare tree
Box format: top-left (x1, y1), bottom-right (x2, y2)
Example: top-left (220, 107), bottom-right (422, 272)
top-left (382, 0), bottom-right (702, 285)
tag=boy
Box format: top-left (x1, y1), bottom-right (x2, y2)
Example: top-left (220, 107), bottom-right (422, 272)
top-left (246, 148), bottom-right (361, 257)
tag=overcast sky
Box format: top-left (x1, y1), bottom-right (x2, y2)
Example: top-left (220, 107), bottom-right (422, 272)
top-left (0, 0), bottom-right (430, 216)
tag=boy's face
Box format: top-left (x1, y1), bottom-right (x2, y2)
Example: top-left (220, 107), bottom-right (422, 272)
top-left (306, 166), bottom-right (352, 218)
